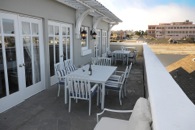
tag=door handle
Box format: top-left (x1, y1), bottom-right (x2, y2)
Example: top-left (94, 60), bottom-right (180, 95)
top-left (19, 64), bottom-right (23, 67)
top-left (60, 55), bottom-right (64, 57)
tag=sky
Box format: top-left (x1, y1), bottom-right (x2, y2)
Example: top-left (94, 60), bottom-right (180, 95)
top-left (97, 0), bottom-right (195, 31)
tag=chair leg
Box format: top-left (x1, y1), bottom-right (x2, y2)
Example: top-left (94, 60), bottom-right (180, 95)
top-left (97, 87), bottom-right (99, 106)
top-left (65, 87), bottom-right (68, 104)
top-left (69, 97), bottom-right (71, 113)
top-left (124, 81), bottom-right (127, 97)
top-left (57, 83), bottom-right (60, 97)
top-left (89, 99), bottom-right (91, 116)
top-left (119, 90), bottom-right (122, 105)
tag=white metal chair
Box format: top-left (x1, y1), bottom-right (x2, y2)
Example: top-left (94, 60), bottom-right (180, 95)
top-left (94, 98), bottom-right (152, 130)
top-left (96, 57), bottom-right (112, 66)
top-left (128, 50), bottom-right (138, 64)
top-left (105, 69), bottom-right (127, 105)
top-left (66, 75), bottom-right (99, 116)
top-left (112, 53), bottom-right (126, 65)
top-left (108, 65), bottom-right (130, 97)
top-left (54, 63), bottom-right (68, 97)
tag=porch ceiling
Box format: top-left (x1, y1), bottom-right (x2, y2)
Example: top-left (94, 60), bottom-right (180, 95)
top-left (56, 0), bottom-right (122, 23)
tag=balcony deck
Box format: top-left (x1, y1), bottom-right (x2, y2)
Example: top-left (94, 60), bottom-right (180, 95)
top-left (0, 57), bottom-right (144, 130)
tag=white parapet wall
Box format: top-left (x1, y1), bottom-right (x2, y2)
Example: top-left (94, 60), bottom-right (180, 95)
top-left (143, 43), bottom-right (195, 130)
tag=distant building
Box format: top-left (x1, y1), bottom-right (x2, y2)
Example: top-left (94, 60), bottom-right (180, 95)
top-left (147, 20), bottom-right (195, 40)
top-left (110, 30), bottom-right (134, 41)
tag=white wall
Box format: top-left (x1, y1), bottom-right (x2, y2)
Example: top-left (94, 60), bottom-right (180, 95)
top-left (143, 43), bottom-right (195, 130)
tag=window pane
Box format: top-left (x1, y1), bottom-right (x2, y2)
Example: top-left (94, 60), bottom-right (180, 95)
top-left (4, 36), bottom-right (19, 94)
top-left (33, 37), bottom-right (41, 83)
top-left (55, 37), bottom-right (59, 63)
top-left (0, 36), bottom-right (6, 98)
top-left (62, 37), bottom-right (67, 60)
top-left (22, 22), bottom-right (30, 35)
top-left (23, 37), bottom-right (33, 86)
top-left (67, 37), bottom-right (70, 59)
top-left (3, 19), bottom-right (14, 34)
top-left (49, 25), bottom-right (54, 35)
top-left (67, 27), bottom-right (70, 35)
top-left (32, 23), bottom-right (39, 35)
top-left (55, 26), bottom-right (59, 35)
top-left (62, 27), bottom-right (66, 35)
top-left (81, 40), bottom-right (87, 47)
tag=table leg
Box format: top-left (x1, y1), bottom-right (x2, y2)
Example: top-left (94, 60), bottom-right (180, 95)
top-left (101, 83), bottom-right (105, 109)
top-left (65, 83), bottom-right (68, 104)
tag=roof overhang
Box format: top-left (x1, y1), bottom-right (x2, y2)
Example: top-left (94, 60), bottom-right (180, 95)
top-left (56, 0), bottom-right (122, 23)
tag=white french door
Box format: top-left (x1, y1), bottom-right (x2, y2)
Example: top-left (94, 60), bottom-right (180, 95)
top-left (48, 21), bottom-right (73, 85)
top-left (0, 12), bottom-right (44, 113)
top-left (19, 17), bottom-right (44, 99)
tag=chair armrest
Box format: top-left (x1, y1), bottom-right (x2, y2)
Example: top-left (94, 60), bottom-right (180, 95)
top-left (114, 70), bottom-right (125, 74)
top-left (115, 71), bottom-right (124, 74)
top-left (97, 108), bottom-right (133, 122)
top-left (91, 83), bottom-right (99, 92)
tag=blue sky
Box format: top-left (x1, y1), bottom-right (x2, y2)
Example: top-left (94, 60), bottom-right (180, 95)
top-left (97, 0), bottom-right (195, 31)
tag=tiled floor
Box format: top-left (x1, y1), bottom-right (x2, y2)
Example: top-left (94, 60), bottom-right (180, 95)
top-left (0, 57), bottom-right (144, 130)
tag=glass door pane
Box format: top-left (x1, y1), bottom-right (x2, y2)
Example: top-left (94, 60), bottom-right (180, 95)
top-left (0, 36), bottom-right (6, 98)
top-left (49, 37), bottom-right (54, 76)
top-left (67, 37), bottom-right (70, 59)
top-left (23, 36), bottom-right (32, 86)
top-left (32, 37), bottom-right (41, 83)
top-left (62, 36), bottom-right (67, 61)
top-left (4, 36), bottom-right (19, 94)
top-left (55, 26), bottom-right (59, 63)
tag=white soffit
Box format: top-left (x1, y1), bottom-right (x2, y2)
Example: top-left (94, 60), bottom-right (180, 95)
top-left (56, 0), bottom-right (122, 23)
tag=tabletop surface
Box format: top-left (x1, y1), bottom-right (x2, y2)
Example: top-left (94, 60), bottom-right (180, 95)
top-left (68, 65), bottom-right (117, 83)
top-left (112, 50), bottom-right (130, 54)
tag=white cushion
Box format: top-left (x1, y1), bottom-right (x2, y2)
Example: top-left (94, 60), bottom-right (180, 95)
top-left (94, 117), bottom-right (129, 130)
top-left (128, 97), bottom-right (152, 130)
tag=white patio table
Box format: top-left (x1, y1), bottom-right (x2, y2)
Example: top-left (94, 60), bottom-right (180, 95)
top-left (112, 50), bottom-right (131, 65)
top-left (65, 65), bottom-right (117, 109)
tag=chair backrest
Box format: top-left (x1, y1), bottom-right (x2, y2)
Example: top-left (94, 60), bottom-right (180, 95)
top-left (54, 63), bottom-right (61, 75)
top-left (56, 69), bottom-right (68, 82)
top-left (113, 53), bottom-right (124, 61)
top-left (66, 65), bottom-right (77, 73)
top-left (102, 53), bottom-right (107, 57)
top-left (64, 59), bottom-right (77, 73)
top-left (67, 76), bottom-right (91, 100)
top-left (128, 98), bottom-right (152, 130)
top-left (96, 57), bottom-right (111, 66)
top-left (121, 66), bottom-right (128, 83)
top-left (91, 57), bottom-right (98, 65)
top-left (64, 59), bottom-right (72, 68)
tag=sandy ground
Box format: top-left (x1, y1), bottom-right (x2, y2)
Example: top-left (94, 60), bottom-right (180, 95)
top-left (148, 44), bottom-right (195, 55)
